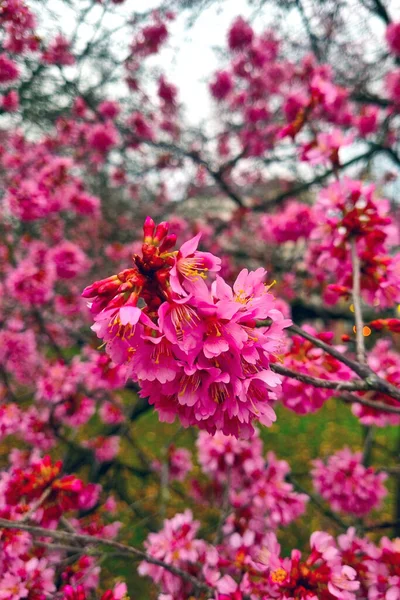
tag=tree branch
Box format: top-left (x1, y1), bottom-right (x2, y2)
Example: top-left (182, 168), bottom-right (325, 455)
top-left (0, 518), bottom-right (212, 594)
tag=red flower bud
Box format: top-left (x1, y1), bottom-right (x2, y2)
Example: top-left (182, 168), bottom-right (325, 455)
top-left (387, 318), bottom-right (400, 332)
top-left (159, 233), bottom-right (177, 253)
top-left (153, 221), bottom-right (169, 244)
top-left (143, 216), bottom-right (155, 242)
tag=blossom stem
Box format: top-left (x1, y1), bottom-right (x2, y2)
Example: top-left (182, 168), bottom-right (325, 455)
top-left (350, 239), bottom-right (366, 365)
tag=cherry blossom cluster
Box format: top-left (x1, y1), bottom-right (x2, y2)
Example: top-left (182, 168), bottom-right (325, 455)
top-left (139, 515), bottom-right (363, 600)
top-left (83, 217), bottom-right (290, 438)
top-left (194, 429), bottom-right (308, 535)
top-left (0, 450), bottom-right (124, 599)
top-left (2, 137), bottom-right (100, 222)
top-left (139, 504), bottom-right (400, 600)
top-left (307, 179), bottom-right (400, 308)
top-left (207, 15), bottom-right (385, 164)
top-left (261, 200), bottom-right (316, 244)
top-left (0, 454), bottom-right (99, 526)
top-left (311, 447), bottom-right (388, 517)
top-left (280, 326), bottom-right (352, 414)
top-left (0, 343), bottom-right (126, 452)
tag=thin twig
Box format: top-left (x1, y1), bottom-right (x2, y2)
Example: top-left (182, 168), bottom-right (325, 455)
top-left (351, 240), bottom-right (366, 365)
top-left (0, 518), bottom-right (212, 594)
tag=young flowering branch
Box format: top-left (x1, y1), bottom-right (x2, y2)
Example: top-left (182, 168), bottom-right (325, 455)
top-left (270, 363), bottom-right (371, 392)
top-left (286, 324), bottom-right (370, 378)
top-left (351, 240), bottom-right (366, 365)
top-left (285, 324), bottom-right (400, 402)
top-left (339, 393), bottom-right (400, 415)
top-left (0, 518), bottom-right (213, 595)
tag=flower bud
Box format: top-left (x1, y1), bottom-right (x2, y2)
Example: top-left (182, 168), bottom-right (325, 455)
top-left (143, 216), bottom-right (155, 242)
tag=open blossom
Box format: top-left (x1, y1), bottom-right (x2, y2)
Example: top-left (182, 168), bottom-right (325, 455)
top-left (85, 436), bottom-right (121, 462)
top-left (61, 555), bottom-right (100, 592)
top-left (261, 200), bottom-right (316, 244)
top-left (264, 532), bottom-right (359, 600)
top-left (139, 510), bottom-right (213, 599)
top-left (312, 448), bottom-right (387, 517)
top-left (216, 530), bottom-right (361, 600)
top-left (83, 218), bottom-right (290, 438)
top-left (301, 129), bottom-right (353, 166)
top-left (0, 557), bottom-right (56, 600)
top-left (196, 429), bottom-right (264, 486)
top-left (366, 537), bottom-right (400, 600)
top-left (6, 256), bottom-right (55, 306)
top-left (223, 450), bottom-right (308, 537)
top-left (0, 327), bottom-right (39, 385)
top-left (336, 530), bottom-right (400, 600)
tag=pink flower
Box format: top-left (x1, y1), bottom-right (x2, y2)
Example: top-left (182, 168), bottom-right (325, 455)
top-left (158, 75), bottom-right (178, 109)
top-left (99, 401), bottom-right (125, 425)
top-left (301, 129), bottom-right (354, 166)
top-left (153, 446), bottom-right (192, 482)
top-left (42, 35), bottom-right (75, 65)
top-left (228, 17), bottom-right (254, 50)
top-left (261, 200), bottom-right (316, 244)
top-left (87, 122), bottom-right (119, 153)
top-left (328, 565), bottom-right (360, 598)
top-left (210, 71), bottom-right (233, 100)
top-left (139, 510), bottom-right (210, 598)
top-left (83, 218), bottom-right (289, 438)
top-left (312, 447), bottom-right (387, 516)
top-left (386, 69), bottom-right (400, 103)
top-left (170, 233), bottom-right (221, 296)
top-left (101, 582), bottom-right (128, 600)
top-left (0, 54), bottom-right (19, 83)
top-left (352, 340), bottom-right (400, 427)
top-left (49, 241), bottom-right (91, 279)
top-left (281, 327), bottom-right (352, 414)
top-left (386, 22), bottom-right (400, 56)
top-left (2, 90), bottom-right (19, 112)
top-left (132, 21), bottom-right (168, 56)
top-left (129, 112), bottom-right (154, 139)
top-left (98, 100), bottom-right (121, 119)
top-left (86, 436), bottom-right (120, 462)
